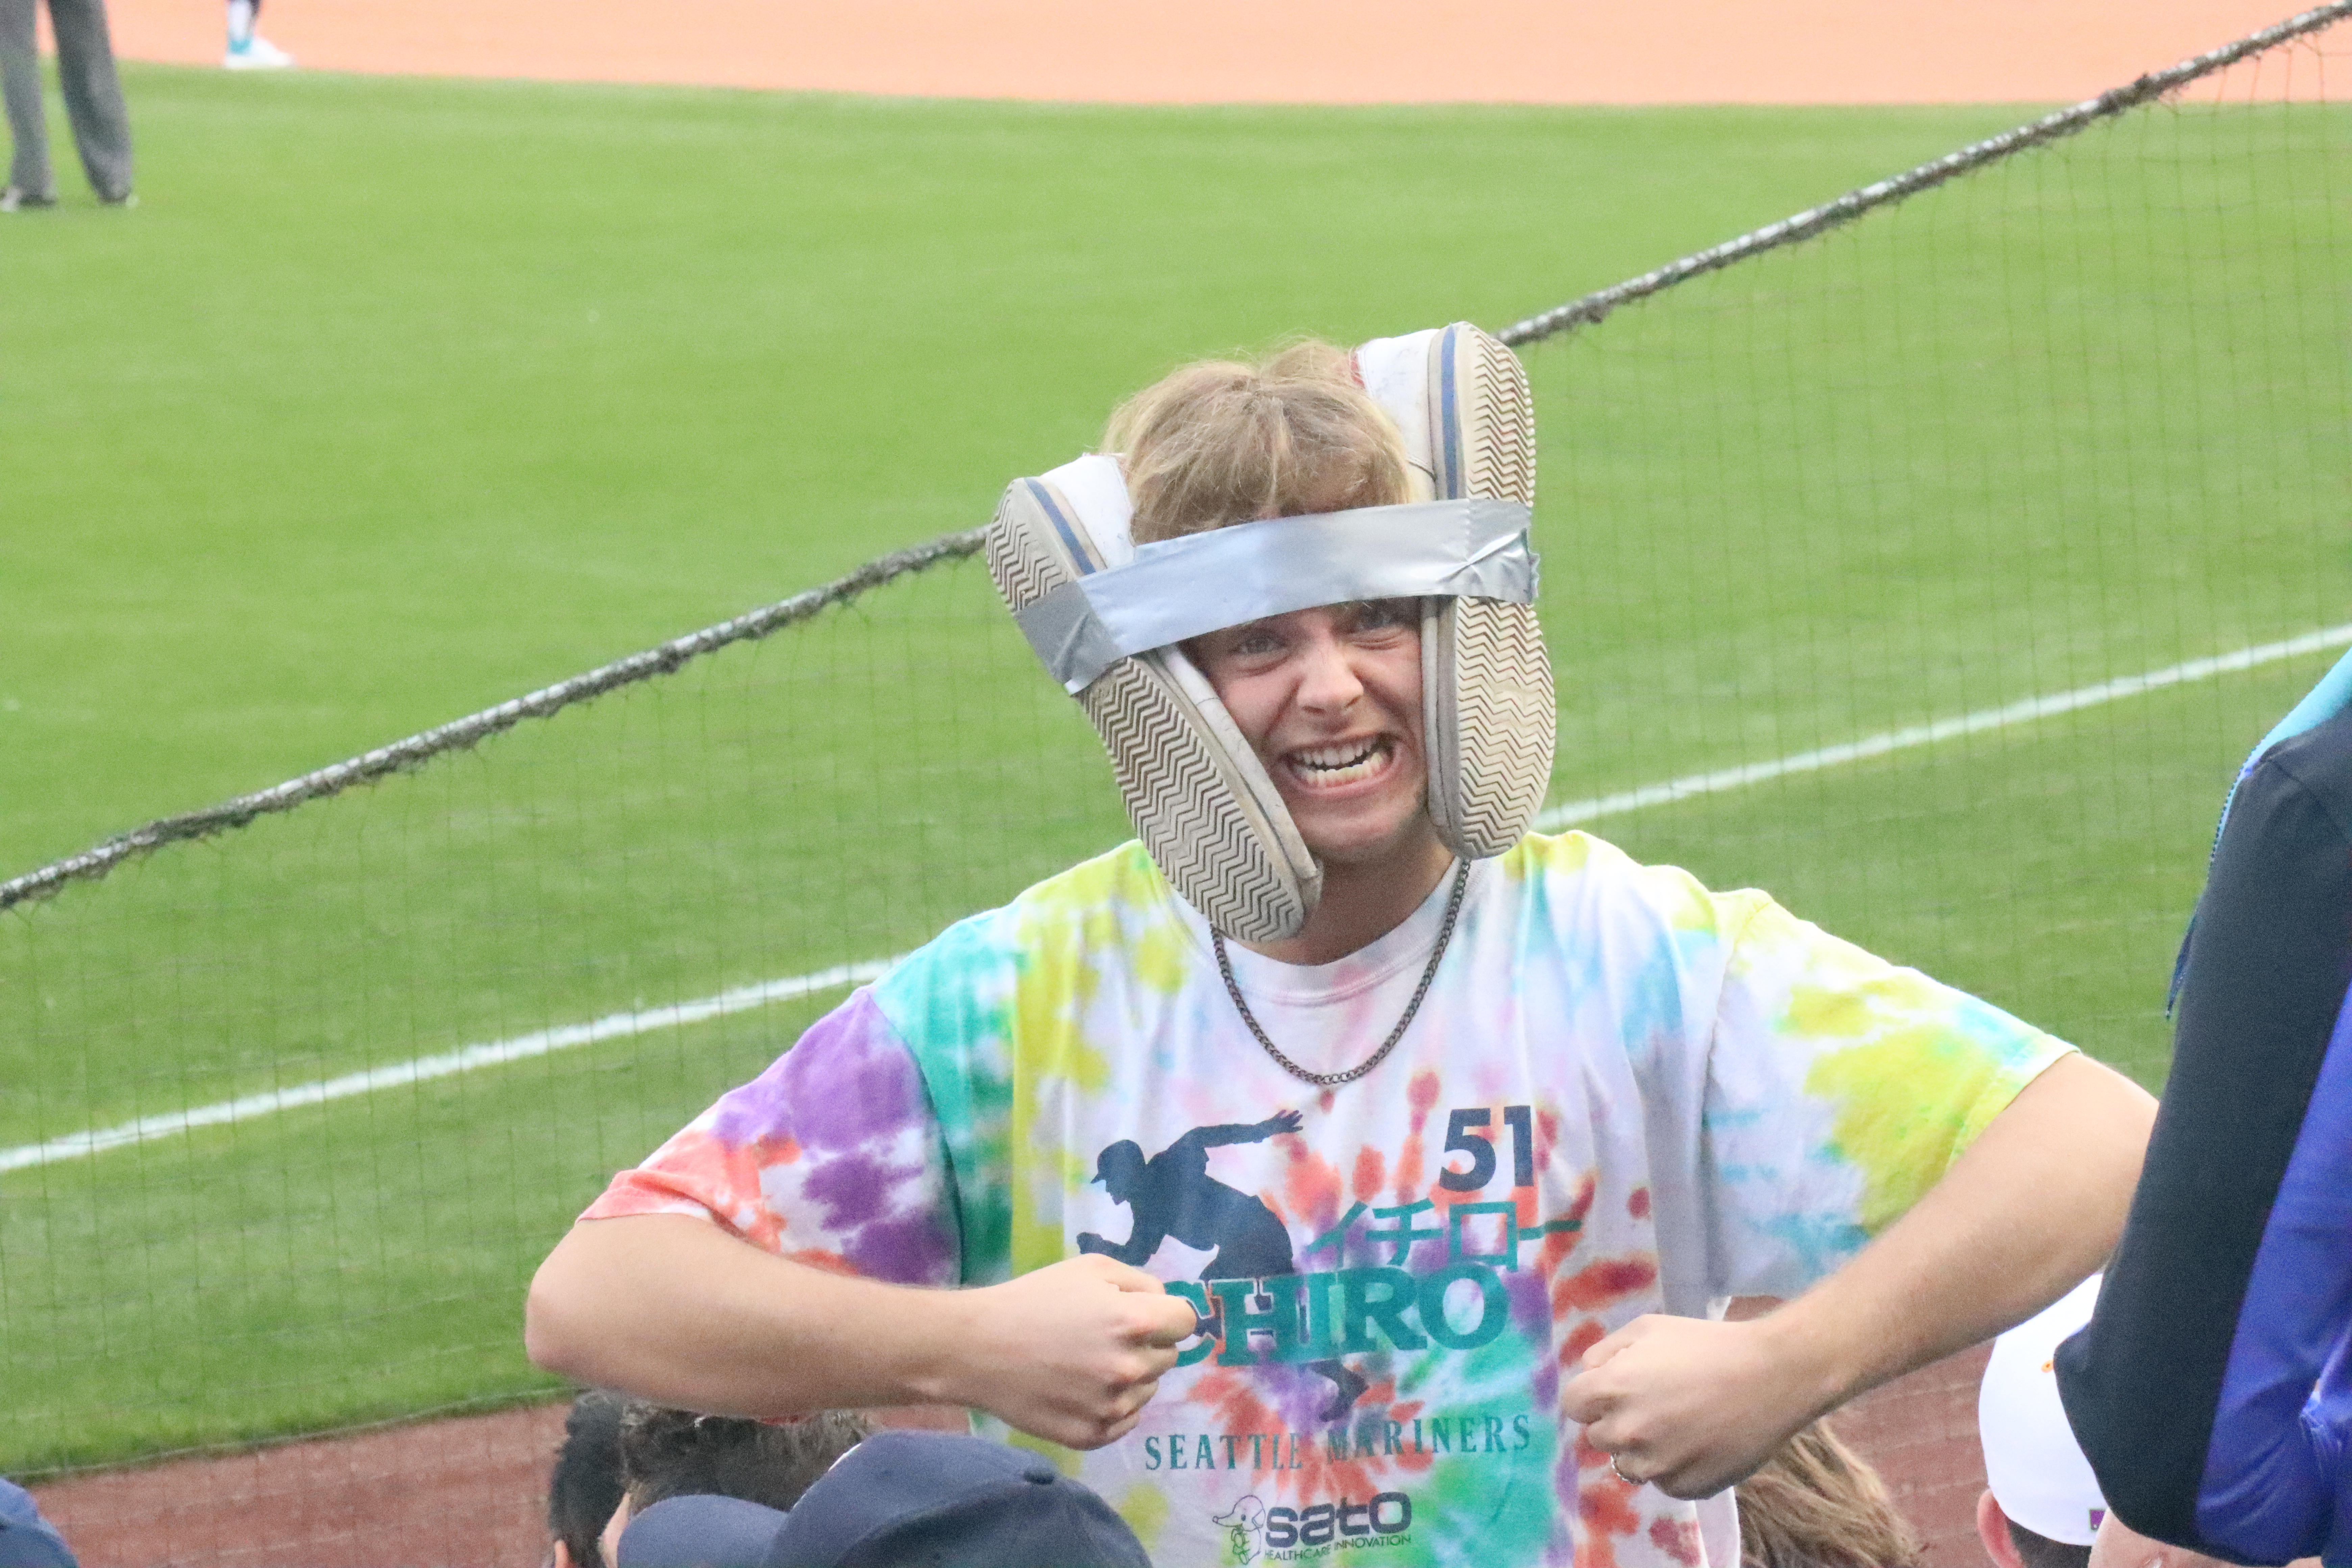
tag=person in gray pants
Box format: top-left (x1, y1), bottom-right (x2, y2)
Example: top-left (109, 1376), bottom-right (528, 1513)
top-left (1, 0), bottom-right (132, 209)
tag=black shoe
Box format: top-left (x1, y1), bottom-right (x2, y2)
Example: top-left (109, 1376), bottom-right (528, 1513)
top-left (1, 186), bottom-right (57, 212)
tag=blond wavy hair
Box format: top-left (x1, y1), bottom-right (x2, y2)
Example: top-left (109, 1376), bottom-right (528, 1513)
top-left (1105, 340), bottom-right (1413, 545)
top-left (1737, 1418), bottom-right (1926, 1568)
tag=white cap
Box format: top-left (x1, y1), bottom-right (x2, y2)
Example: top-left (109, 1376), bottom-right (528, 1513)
top-left (1979, 1274), bottom-right (2108, 1546)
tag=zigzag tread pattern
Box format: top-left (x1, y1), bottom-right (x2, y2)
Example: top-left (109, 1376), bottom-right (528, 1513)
top-left (1451, 602), bottom-right (1556, 854)
top-left (1462, 329), bottom-right (1536, 510)
top-left (982, 489), bottom-right (1061, 615)
top-left (991, 484), bottom-right (1307, 941)
top-left (1443, 326), bottom-right (1551, 855)
top-left (1081, 663), bottom-right (1305, 943)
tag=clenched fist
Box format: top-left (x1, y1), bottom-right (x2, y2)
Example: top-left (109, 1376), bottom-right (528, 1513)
top-left (1562, 1313), bottom-right (1828, 1499)
top-left (941, 1254), bottom-right (1202, 1450)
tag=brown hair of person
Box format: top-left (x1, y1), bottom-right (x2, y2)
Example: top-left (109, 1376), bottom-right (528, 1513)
top-left (546, 1390), bottom-right (626, 1568)
top-left (1737, 1418), bottom-right (1926, 1568)
top-left (1104, 340), bottom-right (1413, 546)
top-left (618, 1404), bottom-right (873, 1516)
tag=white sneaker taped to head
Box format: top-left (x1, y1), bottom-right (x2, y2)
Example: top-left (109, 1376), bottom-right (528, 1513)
top-left (984, 322), bottom-right (1555, 942)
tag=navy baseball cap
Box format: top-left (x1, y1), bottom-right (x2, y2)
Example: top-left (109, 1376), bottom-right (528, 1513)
top-left (619, 1494), bottom-right (793, 1568)
top-left (0, 1480), bottom-right (75, 1568)
top-left (616, 1431), bottom-right (1150, 1568)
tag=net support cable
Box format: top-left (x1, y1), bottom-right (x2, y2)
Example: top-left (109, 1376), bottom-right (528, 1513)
top-left (0, 530), bottom-right (985, 913)
top-left (1497, 0), bottom-right (2351, 345)
top-left (4, 0), bottom-right (2341, 916)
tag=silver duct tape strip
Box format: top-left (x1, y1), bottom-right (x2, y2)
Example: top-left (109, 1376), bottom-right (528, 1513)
top-left (1016, 498), bottom-right (1537, 693)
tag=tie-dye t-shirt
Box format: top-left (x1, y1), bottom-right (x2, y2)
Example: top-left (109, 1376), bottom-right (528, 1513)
top-left (585, 830), bottom-right (2069, 1568)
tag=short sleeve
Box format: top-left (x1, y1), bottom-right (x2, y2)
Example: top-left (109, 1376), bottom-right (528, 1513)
top-left (581, 988), bottom-right (962, 1288)
top-left (1700, 899), bottom-right (2074, 1300)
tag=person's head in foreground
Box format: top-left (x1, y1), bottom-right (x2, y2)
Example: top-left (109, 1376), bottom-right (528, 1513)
top-left (1978, 1277), bottom-right (2107, 1568)
top-left (598, 1404), bottom-right (872, 1568)
top-left (528, 320), bottom-right (2158, 1568)
top-left (1976, 1279), bottom-right (2316, 1568)
top-left (612, 1429), bottom-right (1148, 1568)
top-left (0, 1479), bottom-right (75, 1568)
top-left (547, 1389), bottom-right (628, 1568)
top-left (1737, 1418), bottom-right (1922, 1568)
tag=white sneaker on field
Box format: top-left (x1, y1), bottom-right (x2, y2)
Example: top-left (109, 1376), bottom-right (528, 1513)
top-left (224, 34), bottom-right (295, 68)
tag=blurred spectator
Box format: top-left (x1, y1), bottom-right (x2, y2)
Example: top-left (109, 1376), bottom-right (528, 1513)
top-left (1737, 1417), bottom-right (1923, 1568)
top-left (0, 1479), bottom-right (75, 1568)
top-left (221, 0), bottom-right (291, 68)
top-left (0, 0), bottom-right (130, 209)
top-left (599, 1404), bottom-right (871, 1567)
top-left (548, 1390), bottom-right (627, 1568)
top-left (1975, 1281), bottom-right (2320, 1568)
top-left (614, 1429), bottom-right (1149, 1568)
top-left (1978, 1278), bottom-right (2108, 1568)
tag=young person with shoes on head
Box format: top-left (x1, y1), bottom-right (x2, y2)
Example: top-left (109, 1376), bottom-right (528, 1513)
top-left (528, 324), bottom-right (2158, 1568)
top-left (221, 0), bottom-right (292, 70)
top-left (2057, 649), bottom-right (2352, 1568)
top-left (0, 0), bottom-right (130, 210)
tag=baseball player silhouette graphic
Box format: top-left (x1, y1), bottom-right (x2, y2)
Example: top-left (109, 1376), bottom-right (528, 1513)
top-left (1077, 1111), bottom-right (1368, 1420)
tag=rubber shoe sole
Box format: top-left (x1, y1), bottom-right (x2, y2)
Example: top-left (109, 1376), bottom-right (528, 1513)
top-left (1418, 322), bottom-right (1555, 861)
top-left (986, 473), bottom-right (1321, 943)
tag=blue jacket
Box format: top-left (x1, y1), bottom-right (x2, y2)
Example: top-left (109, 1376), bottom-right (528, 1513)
top-left (0, 1479), bottom-right (75, 1568)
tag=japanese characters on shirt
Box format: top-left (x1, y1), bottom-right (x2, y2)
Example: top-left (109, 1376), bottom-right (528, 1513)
top-left (589, 832), bottom-right (2068, 1568)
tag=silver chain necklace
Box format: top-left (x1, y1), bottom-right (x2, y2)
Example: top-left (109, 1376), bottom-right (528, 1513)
top-left (1212, 861), bottom-right (1470, 1088)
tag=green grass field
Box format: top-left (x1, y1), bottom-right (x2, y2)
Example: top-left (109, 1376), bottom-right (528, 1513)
top-left (2, 62), bottom-right (2347, 1475)
top-left (0, 66), bottom-right (2046, 875)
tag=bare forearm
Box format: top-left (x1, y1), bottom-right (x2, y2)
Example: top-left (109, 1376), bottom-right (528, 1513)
top-left (1766, 1051), bottom-right (2157, 1409)
top-left (1565, 1051), bottom-right (2156, 1498)
top-left (524, 1212), bottom-right (1203, 1449)
top-left (525, 1214), bottom-right (959, 1416)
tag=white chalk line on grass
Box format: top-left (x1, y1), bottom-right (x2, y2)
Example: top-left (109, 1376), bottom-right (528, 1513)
top-left (8, 622), bottom-right (2348, 1175)
top-left (0, 959), bottom-right (896, 1175)
top-left (1536, 623), bottom-right (2352, 830)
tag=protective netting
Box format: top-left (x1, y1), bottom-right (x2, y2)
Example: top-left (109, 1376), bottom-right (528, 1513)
top-left (4, 8), bottom-right (2347, 1560)
top-left (0, 557), bottom-right (1128, 1476)
top-left (1522, 20), bottom-right (2348, 1086)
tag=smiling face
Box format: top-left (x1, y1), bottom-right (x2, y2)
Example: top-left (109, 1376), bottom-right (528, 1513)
top-left (1188, 597), bottom-right (1438, 867)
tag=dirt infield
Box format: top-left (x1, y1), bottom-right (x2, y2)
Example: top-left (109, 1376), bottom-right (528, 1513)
top-left (104, 0), bottom-right (2310, 103)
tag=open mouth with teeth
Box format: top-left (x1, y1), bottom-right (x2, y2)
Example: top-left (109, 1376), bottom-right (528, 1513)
top-left (1283, 735), bottom-right (1398, 791)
